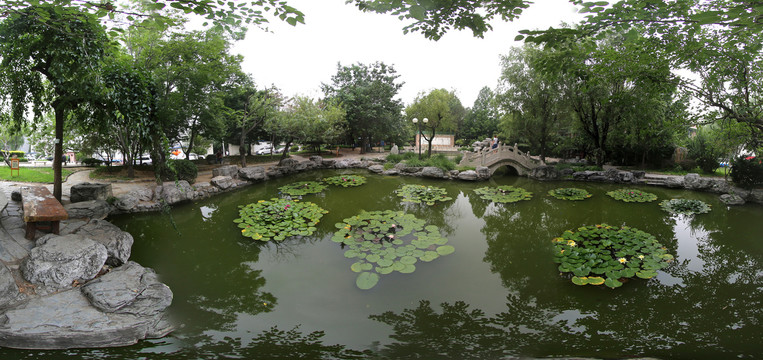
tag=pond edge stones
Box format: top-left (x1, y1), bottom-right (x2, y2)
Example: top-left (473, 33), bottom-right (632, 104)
top-left (0, 194), bottom-right (173, 349)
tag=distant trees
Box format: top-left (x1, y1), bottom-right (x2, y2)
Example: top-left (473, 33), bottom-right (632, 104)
top-left (405, 89), bottom-right (464, 158)
top-left (461, 87), bottom-right (500, 144)
top-left (323, 62), bottom-right (405, 153)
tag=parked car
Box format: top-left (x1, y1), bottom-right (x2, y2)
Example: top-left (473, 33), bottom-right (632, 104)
top-left (188, 153), bottom-right (199, 160)
top-left (274, 146), bottom-right (286, 154)
top-left (255, 146), bottom-right (273, 155)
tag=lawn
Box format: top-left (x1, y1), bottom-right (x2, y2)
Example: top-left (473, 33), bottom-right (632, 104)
top-left (0, 167), bottom-right (73, 183)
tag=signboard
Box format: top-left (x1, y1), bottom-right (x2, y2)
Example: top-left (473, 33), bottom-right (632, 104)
top-left (10, 158), bottom-right (20, 177)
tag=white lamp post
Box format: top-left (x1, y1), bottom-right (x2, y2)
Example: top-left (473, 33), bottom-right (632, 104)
top-left (412, 117), bottom-right (428, 159)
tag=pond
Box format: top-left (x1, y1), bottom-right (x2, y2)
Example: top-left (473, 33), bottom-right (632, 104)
top-left (2, 170), bottom-right (761, 359)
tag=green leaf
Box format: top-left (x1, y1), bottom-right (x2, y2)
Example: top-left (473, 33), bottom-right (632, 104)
top-left (356, 272), bottom-right (379, 290)
top-left (409, 5), bottom-right (426, 20)
top-left (604, 278), bottom-right (623, 288)
top-left (436, 245), bottom-right (455, 256)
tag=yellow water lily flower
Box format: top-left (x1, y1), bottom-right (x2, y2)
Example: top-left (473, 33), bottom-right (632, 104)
top-left (618, 257), bottom-right (627, 264)
top-left (638, 255), bottom-right (644, 260)
top-left (567, 240), bottom-right (577, 247)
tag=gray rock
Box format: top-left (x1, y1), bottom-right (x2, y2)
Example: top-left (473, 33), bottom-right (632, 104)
top-left (476, 166), bottom-right (491, 179)
top-left (71, 220), bottom-right (133, 267)
top-left (113, 193), bottom-right (139, 212)
top-left (394, 163), bottom-right (408, 171)
top-left (335, 159), bottom-right (362, 168)
top-left (572, 171), bottom-right (592, 180)
top-left (665, 176), bottom-right (684, 188)
top-left (210, 175), bottom-right (234, 190)
top-left (368, 164), bottom-right (384, 173)
top-left (21, 234), bottom-right (108, 288)
top-left (0, 287), bottom-right (172, 349)
top-left (156, 181), bottom-right (194, 205)
top-left (0, 262), bottom-right (19, 307)
top-left (615, 171), bottom-right (634, 183)
top-left (530, 165), bottom-right (560, 180)
top-left (279, 158), bottom-right (299, 168)
top-left (212, 165), bottom-right (238, 178)
top-left (560, 168), bottom-right (575, 176)
top-left (457, 170), bottom-right (479, 181)
top-left (321, 159), bottom-right (336, 168)
top-left (390, 144), bottom-right (399, 154)
top-left (309, 155), bottom-right (323, 165)
top-left (81, 261), bottom-right (171, 318)
top-left (64, 200), bottom-right (111, 220)
top-left (238, 166), bottom-right (267, 181)
top-left (382, 169), bottom-right (399, 176)
top-left (720, 193), bottom-right (745, 205)
top-left (749, 189), bottom-right (763, 204)
top-left (421, 167), bottom-right (445, 178)
top-left (11, 190), bottom-right (21, 202)
top-left (448, 170), bottom-right (460, 178)
top-left (632, 170), bottom-right (646, 179)
top-left (70, 183), bottom-right (113, 203)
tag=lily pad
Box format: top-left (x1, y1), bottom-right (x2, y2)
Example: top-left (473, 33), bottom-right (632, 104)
top-left (606, 189), bottom-right (658, 203)
top-left (399, 264), bottom-right (416, 274)
top-left (548, 188), bottom-right (592, 201)
top-left (436, 245), bottom-right (455, 255)
top-left (394, 184), bottom-right (452, 205)
top-left (474, 186), bottom-right (533, 203)
top-left (659, 198), bottom-right (711, 215)
top-left (235, 198), bottom-right (327, 242)
top-left (278, 181), bottom-right (328, 196)
top-left (356, 272), bottom-right (380, 290)
top-left (323, 175), bottom-right (367, 187)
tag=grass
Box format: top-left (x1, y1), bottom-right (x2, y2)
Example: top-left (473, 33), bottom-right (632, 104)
top-left (0, 167), bottom-right (73, 183)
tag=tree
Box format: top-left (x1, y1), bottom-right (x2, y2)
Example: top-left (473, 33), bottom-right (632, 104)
top-left (266, 96), bottom-right (346, 165)
top-left (223, 82), bottom-right (282, 168)
top-left (0, 5), bottom-right (108, 200)
top-left (322, 62), bottom-right (404, 154)
top-left (405, 89), bottom-right (463, 158)
top-left (461, 87), bottom-right (500, 143)
top-left (497, 45), bottom-right (567, 162)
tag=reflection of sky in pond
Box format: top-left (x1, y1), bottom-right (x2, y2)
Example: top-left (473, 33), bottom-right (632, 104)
top-left (200, 205), bottom-right (218, 221)
top-left (672, 215), bottom-right (707, 272)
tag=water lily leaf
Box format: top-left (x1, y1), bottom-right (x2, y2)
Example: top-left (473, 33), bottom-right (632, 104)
top-left (399, 264), bottom-right (416, 274)
top-left (400, 256), bottom-right (417, 265)
top-left (344, 250), bottom-right (359, 258)
top-left (366, 254), bottom-right (381, 263)
top-left (356, 272), bottom-right (379, 290)
top-left (436, 245), bottom-right (455, 256)
top-left (572, 276), bottom-right (588, 285)
top-left (376, 266), bottom-right (394, 275)
top-left (361, 263), bottom-right (373, 271)
top-left (636, 270), bottom-right (657, 279)
top-left (350, 262), bottom-right (364, 273)
top-left (377, 258), bottom-right (393, 267)
top-left (392, 262), bottom-right (406, 271)
top-left (587, 276), bottom-right (605, 285)
top-left (604, 278), bottom-right (623, 288)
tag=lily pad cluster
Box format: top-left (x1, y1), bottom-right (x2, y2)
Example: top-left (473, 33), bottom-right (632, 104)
top-left (552, 224), bottom-right (674, 289)
top-left (660, 198), bottom-right (711, 215)
top-left (548, 187), bottom-right (592, 201)
top-left (606, 188), bottom-right (658, 203)
top-left (322, 175), bottom-right (366, 187)
top-left (473, 186), bottom-right (533, 203)
top-left (331, 210), bottom-right (454, 290)
top-left (394, 184), bottom-right (453, 206)
top-left (278, 181), bottom-right (328, 196)
top-left (234, 198), bottom-right (328, 241)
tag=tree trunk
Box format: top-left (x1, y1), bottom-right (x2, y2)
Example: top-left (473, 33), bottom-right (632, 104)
top-left (53, 105), bottom-right (64, 202)
top-left (278, 137), bottom-right (293, 165)
top-left (239, 128), bottom-right (248, 168)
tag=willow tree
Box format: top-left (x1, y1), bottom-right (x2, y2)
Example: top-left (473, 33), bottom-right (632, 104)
top-left (405, 89), bottom-right (463, 158)
top-left (0, 5), bottom-right (108, 200)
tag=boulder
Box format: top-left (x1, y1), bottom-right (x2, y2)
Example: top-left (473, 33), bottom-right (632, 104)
top-left (390, 144), bottom-right (399, 155)
top-left (457, 170), bottom-right (479, 181)
top-left (212, 165), bottom-right (238, 178)
top-left (70, 183), bottom-right (113, 203)
top-left (113, 188), bottom-right (153, 212)
top-left (309, 155), bottom-right (323, 165)
top-left (279, 158), bottom-right (300, 168)
top-left (155, 181), bottom-right (194, 205)
top-left (210, 176), bottom-right (234, 190)
top-left (238, 166), bottom-right (267, 181)
top-left (0, 287), bottom-right (173, 349)
top-left (368, 164), bottom-right (384, 173)
top-left (382, 169), bottom-right (399, 176)
top-left (665, 176), bottom-right (684, 188)
top-left (0, 262), bottom-right (19, 307)
top-left (64, 200), bottom-right (111, 220)
top-left (749, 189), bottom-right (763, 204)
top-left (69, 220), bottom-right (134, 267)
top-left (421, 167), bottom-right (445, 179)
top-left (335, 159), bottom-right (363, 168)
top-left (560, 168), bottom-right (575, 176)
top-left (720, 193), bottom-right (745, 206)
top-left (81, 261), bottom-right (172, 317)
top-left (11, 190), bottom-right (22, 202)
top-left (615, 171), bottom-right (634, 183)
top-left (321, 159), bottom-right (337, 168)
top-left (21, 234), bottom-right (108, 288)
top-left (448, 170), bottom-right (460, 179)
top-left (476, 166), bottom-right (491, 179)
top-left (530, 165), bottom-right (560, 181)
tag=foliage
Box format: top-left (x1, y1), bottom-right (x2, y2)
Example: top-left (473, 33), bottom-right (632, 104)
top-left (322, 175), bottom-right (366, 187)
top-left (160, 159), bottom-right (198, 184)
top-left (548, 188), bottom-right (592, 201)
top-left (348, 0), bottom-right (529, 40)
top-left (322, 62), bottom-right (405, 153)
top-left (659, 199), bottom-right (711, 215)
top-left (730, 156), bottom-right (763, 189)
top-left (394, 184), bottom-right (452, 206)
top-left (405, 89), bottom-right (464, 158)
top-left (460, 87), bottom-right (500, 143)
top-left (606, 189), bottom-right (658, 203)
top-left (686, 129), bottom-right (722, 174)
top-left (473, 186), bottom-right (533, 203)
top-left (234, 198), bottom-right (328, 242)
top-left (268, 96), bottom-right (346, 161)
top-left (331, 210), bottom-right (454, 290)
top-left (553, 224), bottom-right (675, 289)
top-left (81, 158), bottom-right (104, 167)
top-left (278, 181), bottom-right (328, 197)
top-left (0, 167), bottom-right (72, 183)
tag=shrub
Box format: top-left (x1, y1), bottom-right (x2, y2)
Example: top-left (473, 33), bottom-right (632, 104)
top-left (686, 131), bottom-right (720, 174)
top-left (81, 158), bottom-right (103, 167)
top-left (427, 154), bottom-right (455, 171)
top-left (161, 159), bottom-right (198, 184)
top-left (386, 153), bottom-right (405, 164)
top-left (730, 155), bottom-right (763, 189)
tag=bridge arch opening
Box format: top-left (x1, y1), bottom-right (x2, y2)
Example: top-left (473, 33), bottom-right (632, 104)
top-left (492, 164), bottom-right (520, 176)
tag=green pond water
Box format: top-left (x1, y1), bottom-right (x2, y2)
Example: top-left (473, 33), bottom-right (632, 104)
top-left (2, 169), bottom-right (762, 359)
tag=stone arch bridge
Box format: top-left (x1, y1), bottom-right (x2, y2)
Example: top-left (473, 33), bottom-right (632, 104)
top-left (458, 143), bottom-right (543, 176)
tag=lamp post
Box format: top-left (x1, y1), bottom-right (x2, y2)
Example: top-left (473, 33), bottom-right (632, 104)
top-left (411, 117), bottom-right (428, 159)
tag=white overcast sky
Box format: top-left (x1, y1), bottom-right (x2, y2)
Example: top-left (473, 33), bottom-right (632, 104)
top-left (231, 0), bottom-right (584, 107)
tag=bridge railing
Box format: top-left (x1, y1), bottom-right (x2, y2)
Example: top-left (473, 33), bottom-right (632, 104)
top-left (459, 143), bottom-right (543, 169)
